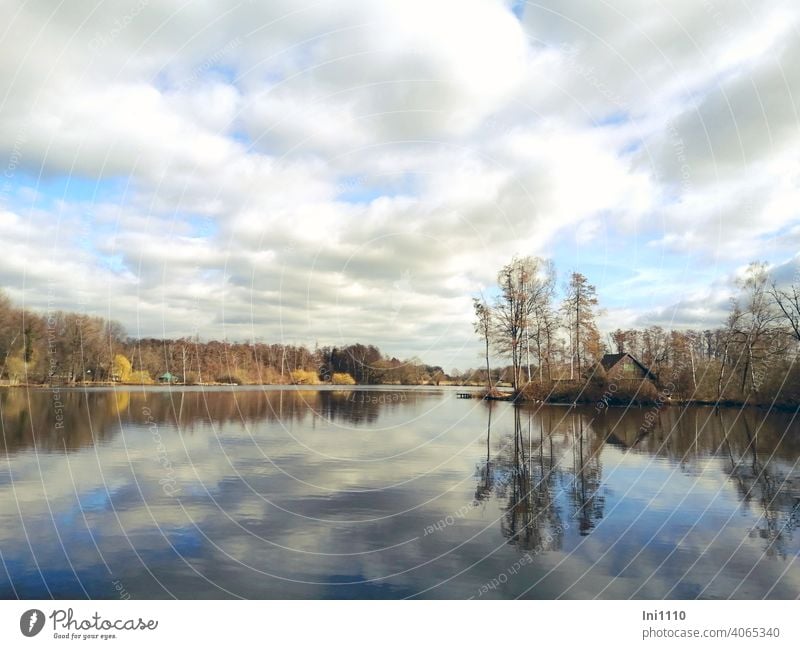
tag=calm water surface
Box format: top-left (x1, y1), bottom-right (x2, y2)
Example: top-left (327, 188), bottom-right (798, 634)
top-left (0, 386), bottom-right (798, 599)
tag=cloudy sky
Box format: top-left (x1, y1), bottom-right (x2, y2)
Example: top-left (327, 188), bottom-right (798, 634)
top-left (1, 0), bottom-right (798, 369)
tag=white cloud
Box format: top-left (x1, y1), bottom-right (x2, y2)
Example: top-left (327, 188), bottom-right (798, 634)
top-left (0, 0), bottom-right (798, 366)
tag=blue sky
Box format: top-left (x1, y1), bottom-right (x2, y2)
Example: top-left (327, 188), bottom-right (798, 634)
top-left (0, 0), bottom-right (799, 369)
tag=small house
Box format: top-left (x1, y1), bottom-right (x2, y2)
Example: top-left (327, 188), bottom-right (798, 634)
top-left (158, 372), bottom-right (179, 384)
top-left (600, 353), bottom-right (655, 381)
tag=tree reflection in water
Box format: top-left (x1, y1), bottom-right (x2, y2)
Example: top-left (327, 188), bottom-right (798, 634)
top-left (2, 387), bottom-right (798, 564)
top-left (474, 401), bottom-right (799, 558)
top-left (474, 404), bottom-right (606, 553)
top-left (0, 387), bottom-right (416, 456)
top-left (720, 409), bottom-right (799, 559)
top-left (1, 387), bottom-right (799, 598)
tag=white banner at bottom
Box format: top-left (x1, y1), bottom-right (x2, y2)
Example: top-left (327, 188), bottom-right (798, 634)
top-left (0, 600), bottom-right (797, 647)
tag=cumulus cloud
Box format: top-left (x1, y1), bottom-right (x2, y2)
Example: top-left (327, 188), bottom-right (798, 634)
top-left (0, 0), bottom-right (797, 367)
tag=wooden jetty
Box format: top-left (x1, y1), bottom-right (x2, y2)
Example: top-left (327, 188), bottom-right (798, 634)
top-left (456, 391), bottom-right (513, 401)
top-left (484, 393), bottom-right (513, 401)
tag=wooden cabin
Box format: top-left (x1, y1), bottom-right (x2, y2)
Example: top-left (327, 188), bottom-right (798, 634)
top-left (600, 353), bottom-right (655, 381)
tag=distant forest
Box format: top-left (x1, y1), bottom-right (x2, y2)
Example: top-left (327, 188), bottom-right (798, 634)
top-left (0, 289), bottom-right (446, 386)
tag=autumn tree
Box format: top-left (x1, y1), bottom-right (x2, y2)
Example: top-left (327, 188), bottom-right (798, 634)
top-left (610, 328), bottom-right (627, 354)
top-left (0, 290), bottom-right (21, 378)
top-left (5, 354), bottom-right (25, 384)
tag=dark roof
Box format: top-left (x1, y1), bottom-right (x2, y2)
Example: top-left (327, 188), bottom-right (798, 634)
top-left (600, 352), bottom-right (654, 377)
top-left (600, 353), bottom-right (626, 370)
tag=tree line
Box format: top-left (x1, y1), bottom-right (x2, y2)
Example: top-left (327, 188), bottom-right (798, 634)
top-left (0, 290), bottom-right (445, 386)
top-left (473, 257), bottom-right (800, 406)
top-left (3, 254), bottom-right (798, 403)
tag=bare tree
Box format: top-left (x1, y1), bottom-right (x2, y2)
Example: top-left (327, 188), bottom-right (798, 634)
top-left (493, 259), bottom-right (529, 391)
top-left (717, 263), bottom-right (788, 402)
top-left (492, 257), bottom-right (554, 391)
top-left (473, 295), bottom-right (493, 390)
top-left (770, 279), bottom-right (800, 342)
top-left (527, 259), bottom-right (557, 381)
top-left (561, 272), bottom-right (600, 379)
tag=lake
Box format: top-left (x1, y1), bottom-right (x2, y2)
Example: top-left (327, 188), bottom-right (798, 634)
top-left (0, 386), bottom-right (798, 599)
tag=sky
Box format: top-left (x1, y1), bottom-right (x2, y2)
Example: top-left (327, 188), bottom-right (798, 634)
top-left (0, 0), bottom-right (798, 371)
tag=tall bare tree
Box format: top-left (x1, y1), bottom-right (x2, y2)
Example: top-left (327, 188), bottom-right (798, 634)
top-left (473, 295), bottom-right (493, 390)
top-left (492, 257), bottom-right (555, 391)
top-left (561, 272), bottom-right (599, 379)
top-left (527, 259), bottom-right (557, 381)
top-left (731, 262), bottom-right (787, 399)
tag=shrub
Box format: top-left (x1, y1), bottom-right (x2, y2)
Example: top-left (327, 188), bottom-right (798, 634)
top-left (290, 369), bottom-right (320, 384)
top-left (521, 377), bottom-right (661, 405)
top-left (519, 380), bottom-right (549, 401)
top-left (255, 366), bottom-right (285, 385)
top-left (606, 379), bottom-right (660, 405)
top-left (128, 370), bottom-right (153, 384)
top-left (331, 372), bottom-right (356, 385)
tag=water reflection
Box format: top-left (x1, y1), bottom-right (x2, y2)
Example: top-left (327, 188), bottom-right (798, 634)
top-left (0, 387), bottom-right (417, 456)
top-left (0, 387), bottom-right (798, 599)
top-left (475, 401), bottom-right (800, 572)
top-left (480, 407), bottom-right (568, 553)
top-left (721, 414), bottom-right (800, 559)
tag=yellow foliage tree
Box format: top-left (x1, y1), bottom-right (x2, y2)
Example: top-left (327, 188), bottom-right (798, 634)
top-left (112, 354), bottom-right (132, 382)
top-left (331, 372), bottom-right (356, 385)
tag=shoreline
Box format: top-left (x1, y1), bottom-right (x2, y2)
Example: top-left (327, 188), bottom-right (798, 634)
top-left (2, 382), bottom-right (796, 410)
